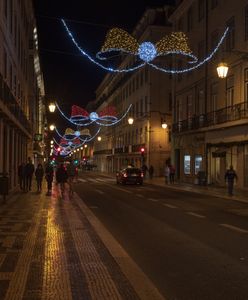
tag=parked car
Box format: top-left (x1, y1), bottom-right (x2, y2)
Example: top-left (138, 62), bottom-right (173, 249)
top-left (116, 167), bottom-right (144, 185)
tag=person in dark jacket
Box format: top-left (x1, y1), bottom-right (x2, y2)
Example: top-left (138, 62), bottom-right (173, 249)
top-left (148, 165), bottom-right (154, 179)
top-left (35, 164), bottom-right (44, 193)
top-left (18, 162), bottom-right (26, 190)
top-left (225, 165), bottom-right (238, 196)
top-left (24, 157), bottom-right (35, 191)
top-left (45, 162), bottom-right (54, 196)
top-left (56, 164), bottom-right (68, 194)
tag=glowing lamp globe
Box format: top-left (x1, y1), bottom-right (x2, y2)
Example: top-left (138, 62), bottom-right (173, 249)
top-left (138, 42), bottom-right (157, 62)
top-left (128, 117), bottom-right (134, 125)
top-left (97, 136), bottom-right (102, 141)
top-left (217, 62), bottom-right (228, 78)
top-left (162, 122), bottom-right (167, 129)
top-left (74, 131), bottom-right (80, 137)
top-left (89, 112), bottom-right (99, 121)
top-left (48, 103), bottom-right (56, 113)
top-left (49, 124), bottom-right (55, 131)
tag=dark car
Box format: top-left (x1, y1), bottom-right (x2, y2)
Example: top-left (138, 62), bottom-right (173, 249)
top-left (116, 167), bottom-right (144, 185)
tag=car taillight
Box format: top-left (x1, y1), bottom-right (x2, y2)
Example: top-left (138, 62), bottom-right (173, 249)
top-left (123, 173), bottom-right (128, 178)
top-left (141, 172), bottom-right (144, 177)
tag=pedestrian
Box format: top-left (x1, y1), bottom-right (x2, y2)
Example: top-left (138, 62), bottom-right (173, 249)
top-left (164, 164), bottom-right (170, 184)
top-left (24, 157), bottom-right (34, 191)
top-left (56, 163), bottom-right (68, 195)
top-left (35, 163), bottom-right (44, 193)
top-left (148, 165), bottom-right (154, 179)
top-left (141, 164), bottom-right (148, 178)
top-left (18, 162), bottom-right (25, 190)
top-left (45, 162), bottom-right (54, 196)
top-left (169, 164), bottom-right (176, 184)
top-left (225, 165), bottom-right (238, 196)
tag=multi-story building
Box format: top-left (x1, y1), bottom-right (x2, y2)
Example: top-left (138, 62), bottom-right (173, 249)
top-left (170, 0), bottom-right (248, 188)
top-left (92, 7), bottom-right (174, 176)
top-left (0, 0), bottom-right (45, 191)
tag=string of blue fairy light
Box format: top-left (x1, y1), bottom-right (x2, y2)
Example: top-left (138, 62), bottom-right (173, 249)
top-left (61, 18), bottom-right (229, 74)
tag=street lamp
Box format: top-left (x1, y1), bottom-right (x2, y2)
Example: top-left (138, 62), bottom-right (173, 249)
top-left (217, 62), bottom-right (229, 78)
top-left (50, 140), bottom-right (54, 144)
top-left (49, 124), bottom-right (55, 131)
top-left (84, 144), bottom-right (87, 148)
top-left (48, 102), bottom-right (56, 113)
top-left (128, 117), bottom-right (134, 125)
top-left (97, 136), bottom-right (102, 141)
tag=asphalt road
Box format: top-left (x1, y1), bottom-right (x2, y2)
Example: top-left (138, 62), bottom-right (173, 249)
top-left (74, 172), bottom-right (248, 300)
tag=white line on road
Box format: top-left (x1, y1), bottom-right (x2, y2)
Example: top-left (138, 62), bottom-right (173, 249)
top-left (78, 178), bottom-right (87, 183)
top-left (148, 198), bottom-right (159, 202)
top-left (136, 194), bottom-right (144, 198)
top-left (114, 187), bottom-right (132, 194)
top-left (220, 224), bottom-right (248, 234)
top-left (95, 189), bottom-right (104, 195)
top-left (162, 203), bottom-right (177, 209)
top-left (187, 212), bottom-right (206, 218)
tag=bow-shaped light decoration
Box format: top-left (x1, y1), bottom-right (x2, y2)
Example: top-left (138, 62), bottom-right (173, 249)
top-left (62, 19), bottom-right (229, 74)
top-left (56, 102), bottom-right (132, 127)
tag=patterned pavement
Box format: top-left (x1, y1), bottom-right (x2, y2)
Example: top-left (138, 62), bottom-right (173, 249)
top-left (0, 184), bottom-right (163, 300)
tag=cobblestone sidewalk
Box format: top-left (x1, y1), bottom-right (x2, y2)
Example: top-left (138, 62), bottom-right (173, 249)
top-left (0, 186), bottom-right (164, 300)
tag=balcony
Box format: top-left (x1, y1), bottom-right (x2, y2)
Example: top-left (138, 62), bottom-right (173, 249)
top-left (0, 74), bottom-right (31, 133)
top-left (173, 102), bottom-right (248, 133)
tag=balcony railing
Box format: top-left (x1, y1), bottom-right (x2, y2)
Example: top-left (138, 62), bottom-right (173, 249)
top-left (173, 101), bottom-right (248, 133)
top-left (0, 74), bottom-right (31, 133)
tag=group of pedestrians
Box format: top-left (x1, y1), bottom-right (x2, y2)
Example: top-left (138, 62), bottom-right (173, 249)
top-left (141, 164), bottom-right (154, 179)
top-left (164, 164), bottom-right (176, 184)
top-left (18, 158), bottom-right (54, 195)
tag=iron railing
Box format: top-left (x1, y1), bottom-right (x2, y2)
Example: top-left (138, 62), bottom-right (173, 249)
top-left (173, 101), bottom-right (248, 133)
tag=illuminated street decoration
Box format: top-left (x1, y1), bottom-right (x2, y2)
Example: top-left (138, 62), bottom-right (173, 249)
top-left (55, 127), bottom-right (101, 143)
top-left (56, 102), bottom-right (132, 127)
top-left (62, 19), bottom-right (229, 73)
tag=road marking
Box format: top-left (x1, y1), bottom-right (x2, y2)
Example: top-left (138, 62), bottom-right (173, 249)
top-left (187, 212), bottom-right (206, 218)
top-left (136, 194), bottom-right (144, 198)
top-left (95, 189), bottom-right (104, 194)
top-left (114, 187), bottom-right (132, 194)
top-left (89, 206), bottom-right (98, 209)
top-left (220, 224), bottom-right (248, 234)
top-left (78, 178), bottom-right (87, 183)
top-left (148, 198), bottom-right (158, 202)
top-left (162, 203), bottom-right (177, 209)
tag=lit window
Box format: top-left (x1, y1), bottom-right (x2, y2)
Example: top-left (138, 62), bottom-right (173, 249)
top-left (184, 155), bottom-right (191, 174)
top-left (195, 155), bottom-right (203, 175)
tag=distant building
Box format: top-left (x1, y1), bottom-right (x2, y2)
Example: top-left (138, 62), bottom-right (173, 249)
top-left (92, 7), bottom-right (174, 176)
top-left (0, 0), bottom-right (45, 190)
top-left (170, 0), bottom-right (248, 188)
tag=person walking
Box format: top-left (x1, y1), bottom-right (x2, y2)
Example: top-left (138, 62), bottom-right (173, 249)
top-left (56, 163), bottom-right (68, 195)
top-left (35, 164), bottom-right (44, 193)
top-left (148, 165), bottom-right (154, 179)
top-left (169, 164), bottom-right (176, 184)
top-left (45, 162), bottom-right (54, 196)
top-left (164, 164), bottom-right (170, 184)
top-left (18, 162), bottom-right (25, 190)
top-left (24, 157), bottom-right (34, 191)
top-left (225, 165), bottom-right (238, 196)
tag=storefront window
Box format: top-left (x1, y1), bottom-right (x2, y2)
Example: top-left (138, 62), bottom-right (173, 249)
top-left (184, 155), bottom-right (191, 174)
top-left (195, 155), bottom-right (203, 174)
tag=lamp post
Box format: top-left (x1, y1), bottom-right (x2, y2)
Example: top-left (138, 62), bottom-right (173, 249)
top-left (49, 124), bottom-right (55, 131)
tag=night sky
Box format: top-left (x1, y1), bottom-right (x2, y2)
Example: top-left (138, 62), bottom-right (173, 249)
top-left (34, 0), bottom-right (175, 111)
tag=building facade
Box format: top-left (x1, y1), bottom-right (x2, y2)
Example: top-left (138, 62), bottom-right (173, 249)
top-left (0, 0), bottom-right (45, 191)
top-left (170, 0), bottom-right (248, 188)
top-left (92, 7), bottom-right (173, 176)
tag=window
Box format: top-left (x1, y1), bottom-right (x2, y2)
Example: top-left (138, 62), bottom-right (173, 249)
top-left (177, 17), bottom-right (183, 31)
top-left (197, 89), bottom-right (205, 115)
top-left (226, 17), bottom-right (235, 51)
top-left (184, 155), bottom-right (191, 174)
top-left (198, 40), bottom-right (204, 60)
top-left (211, 83), bottom-right (218, 116)
top-left (187, 6), bottom-right (193, 31)
top-left (245, 69), bottom-right (248, 104)
top-left (245, 5), bottom-right (248, 41)
top-left (198, 0), bottom-right (205, 21)
top-left (211, 0), bottom-right (218, 9)
top-left (195, 155), bottom-right (203, 174)
top-left (226, 75), bottom-right (234, 107)
top-left (210, 30), bottom-right (219, 59)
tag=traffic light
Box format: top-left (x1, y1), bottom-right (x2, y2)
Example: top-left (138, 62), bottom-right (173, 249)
top-left (140, 147), bottom-right (145, 156)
